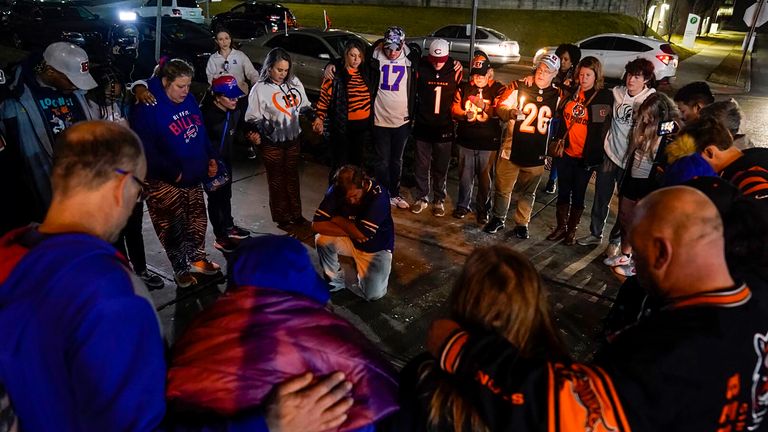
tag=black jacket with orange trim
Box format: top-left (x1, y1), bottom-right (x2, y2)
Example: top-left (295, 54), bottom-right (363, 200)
top-left (432, 284), bottom-right (768, 432)
top-left (721, 147), bottom-right (768, 199)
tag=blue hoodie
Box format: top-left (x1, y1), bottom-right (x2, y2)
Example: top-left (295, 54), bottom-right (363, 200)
top-left (130, 77), bottom-right (214, 186)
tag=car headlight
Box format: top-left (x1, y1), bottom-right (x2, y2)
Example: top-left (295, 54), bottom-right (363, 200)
top-left (119, 11), bottom-right (137, 22)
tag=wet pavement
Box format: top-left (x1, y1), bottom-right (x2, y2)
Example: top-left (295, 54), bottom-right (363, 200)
top-left (139, 30), bottom-right (765, 366)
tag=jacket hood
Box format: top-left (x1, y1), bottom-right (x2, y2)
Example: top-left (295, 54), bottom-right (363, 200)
top-left (228, 235), bottom-right (330, 304)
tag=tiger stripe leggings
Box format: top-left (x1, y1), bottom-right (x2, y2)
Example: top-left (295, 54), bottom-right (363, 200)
top-left (145, 180), bottom-right (207, 274)
top-left (261, 140), bottom-right (303, 225)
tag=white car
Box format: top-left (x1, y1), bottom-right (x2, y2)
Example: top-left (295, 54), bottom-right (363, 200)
top-left (134, 0), bottom-right (204, 24)
top-left (534, 33), bottom-right (678, 82)
top-left (406, 25), bottom-right (520, 65)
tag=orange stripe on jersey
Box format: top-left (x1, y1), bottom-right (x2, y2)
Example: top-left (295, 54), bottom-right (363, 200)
top-left (440, 330), bottom-right (468, 374)
top-left (592, 365), bottom-right (632, 431)
top-left (672, 284), bottom-right (751, 309)
top-left (743, 181), bottom-right (768, 196)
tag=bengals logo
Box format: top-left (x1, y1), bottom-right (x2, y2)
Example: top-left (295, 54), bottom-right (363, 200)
top-left (472, 59), bottom-right (486, 69)
top-left (80, 61), bottom-right (89, 73)
top-left (749, 332), bottom-right (768, 430)
top-left (616, 104), bottom-right (633, 125)
top-left (571, 103), bottom-right (587, 118)
top-left (555, 363), bottom-right (621, 432)
top-left (271, 88), bottom-right (303, 118)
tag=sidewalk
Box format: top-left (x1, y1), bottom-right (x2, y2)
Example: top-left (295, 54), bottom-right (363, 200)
top-left (669, 30), bottom-right (750, 95)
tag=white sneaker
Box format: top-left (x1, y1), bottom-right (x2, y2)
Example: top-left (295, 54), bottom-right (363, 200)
top-left (390, 196), bottom-right (410, 209)
top-left (613, 262), bottom-right (636, 277)
top-left (411, 199), bottom-right (428, 214)
top-left (603, 253), bottom-right (631, 267)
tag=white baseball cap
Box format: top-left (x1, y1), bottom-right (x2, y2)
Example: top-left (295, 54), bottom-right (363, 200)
top-left (428, 39), bottom-right (449, 63)
top-left (537, 53), bottom-right (560, 73)
top-left (43, 42), bottom-right (97, 91)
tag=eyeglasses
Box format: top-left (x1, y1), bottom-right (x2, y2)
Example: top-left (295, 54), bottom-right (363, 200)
top-left (115, 168), bottom-right (149, 202)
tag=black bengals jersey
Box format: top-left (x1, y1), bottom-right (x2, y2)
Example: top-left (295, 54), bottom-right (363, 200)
top-left (500, 81), bottom-right (562, 167)
top-left (413, 57), bottom-right (462, 142)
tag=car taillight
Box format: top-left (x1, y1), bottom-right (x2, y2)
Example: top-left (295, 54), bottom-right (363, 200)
top-left (172, 8), bottom-right (181, 16)
top-left (656, 54), bottom-right (672, 65)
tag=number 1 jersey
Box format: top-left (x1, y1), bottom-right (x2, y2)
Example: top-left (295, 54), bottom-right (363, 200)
top-left (413, 58), bottom-right (462, 142)
top-left (499, 81), bottom-right (562, 167)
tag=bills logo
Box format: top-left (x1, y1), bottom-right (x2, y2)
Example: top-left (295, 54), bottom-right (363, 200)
top-left (184, 124), bottom-right (198, 142)
top-left (80, 61), bottom-right (89, 73)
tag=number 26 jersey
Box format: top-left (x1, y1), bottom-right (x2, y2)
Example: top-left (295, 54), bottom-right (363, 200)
top-left (499, 81), bottom-right (562, 167)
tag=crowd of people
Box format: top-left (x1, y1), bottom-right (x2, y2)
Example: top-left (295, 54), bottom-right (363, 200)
top-left (1, 22), bottom-right (768, 432)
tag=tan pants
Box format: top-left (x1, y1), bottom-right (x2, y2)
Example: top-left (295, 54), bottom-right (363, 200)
top-left (491, 158), bottom-right (545, 226)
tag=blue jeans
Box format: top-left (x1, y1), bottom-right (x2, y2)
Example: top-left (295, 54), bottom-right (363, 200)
top-left (555, 155), bottom-right (593, 209)
top-left (589, 158), bottom-right (625, 238)
top-left (457, 147), bottom-right (495, 212)
top-left (413, 139), bottom-right (452, 203)
top-left (315, 234), bottom-right (392, 301)
top-left (372, 124), bottom-right (411, 198)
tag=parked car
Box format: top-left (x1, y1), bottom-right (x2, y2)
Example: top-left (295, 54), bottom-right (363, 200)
top-left (239, 28), bottom-right (370, 93)
top-left (132, 17), bottom-right (215, 82)
top-left (134, 0), bottom-right (204, 25)
top-left (8, 0), bottom-right (111, 57)
top-left (533, 33), bottom-right (678, 82)
top-left (406, 24), bottom-right (520, 65)
top-left (210, 1), bottom-right (297, 39)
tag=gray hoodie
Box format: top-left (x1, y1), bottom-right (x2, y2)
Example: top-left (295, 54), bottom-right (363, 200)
top-left (603, 85), bottom-right (655, 168)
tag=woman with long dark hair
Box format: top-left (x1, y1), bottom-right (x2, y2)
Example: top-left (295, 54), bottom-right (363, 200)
top-left (245, 48), bottom-right (312, 230)
top-left (313, 39), bottom-right (373, 181)
top-left (396, 245), bottom-right (567, 432)
top-left (130, 58), bottom-right (221, 288)
top-left (546, 56), bottom-right (613, 245)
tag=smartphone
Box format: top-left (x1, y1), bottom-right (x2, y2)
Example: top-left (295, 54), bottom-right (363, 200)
top-left (657, 120), bottom-right (679, 136)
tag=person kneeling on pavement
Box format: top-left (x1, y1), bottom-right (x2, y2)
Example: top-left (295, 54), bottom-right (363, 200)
top-left (313, 165), bottom-right (394, 301)
top-left (166, 235), bottom-right (399, 431)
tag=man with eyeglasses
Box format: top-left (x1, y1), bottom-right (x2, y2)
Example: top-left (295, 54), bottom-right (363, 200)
top-left (0, 120), bottom-right (355, 432)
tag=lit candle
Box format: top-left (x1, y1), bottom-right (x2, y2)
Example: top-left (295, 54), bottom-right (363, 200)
top-left (517, 95), bottom-right (526, 120)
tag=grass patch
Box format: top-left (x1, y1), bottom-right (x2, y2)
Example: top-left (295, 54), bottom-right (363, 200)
top-left (210, 1), bottom-right (681, 57)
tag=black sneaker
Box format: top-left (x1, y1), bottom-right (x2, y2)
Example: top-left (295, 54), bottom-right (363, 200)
top-left (477, 210), bottom-right (489, 225)
top-left (214, 237), bottom-right (239, 253)
top-left (227, 225), bottom-right (251, 239)
top-left (452, 207), bottom-right (470, 219)
top-left (137, 270), bottom-right (164, 290)
top-left (512, 225), bottom-right (530, 239)
top-left (483, 217), bottom-right (505, 234)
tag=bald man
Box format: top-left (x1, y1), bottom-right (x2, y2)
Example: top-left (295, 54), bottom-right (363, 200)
top-left (422, 186), bottom-right (768, 431)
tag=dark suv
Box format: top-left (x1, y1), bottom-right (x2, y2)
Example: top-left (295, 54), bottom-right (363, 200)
top-left (210, 1), bottom-right (297, 40)
top-left (8, 0), bottom-right (111, 57)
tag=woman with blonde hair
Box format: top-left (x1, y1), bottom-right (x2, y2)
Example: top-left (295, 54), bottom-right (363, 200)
top-left (546, 56), bottom-right (613, 245)
top-left (395, 244), bottom-right (567, 432)
top-left (603, 92), bottom-right (681, 277)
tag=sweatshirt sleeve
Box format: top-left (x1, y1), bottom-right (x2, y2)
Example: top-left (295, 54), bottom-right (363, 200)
top-left (240, 51), bottom-right (260, 87)
top-left (206, 55), bottom-right (217, 85)
top-left (315, 78), bottom-right (333, 122)
top-left (244, 83), bottom-right (264, 124)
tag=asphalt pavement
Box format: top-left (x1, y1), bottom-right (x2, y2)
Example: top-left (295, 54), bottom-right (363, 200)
top-left (142, 30), bottom-right (762, 366)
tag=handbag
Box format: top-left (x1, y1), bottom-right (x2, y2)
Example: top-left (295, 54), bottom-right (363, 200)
top-left (203, 112), bottom-right (233, 193)
top-left (547, 89), bottom-right (598, 158)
